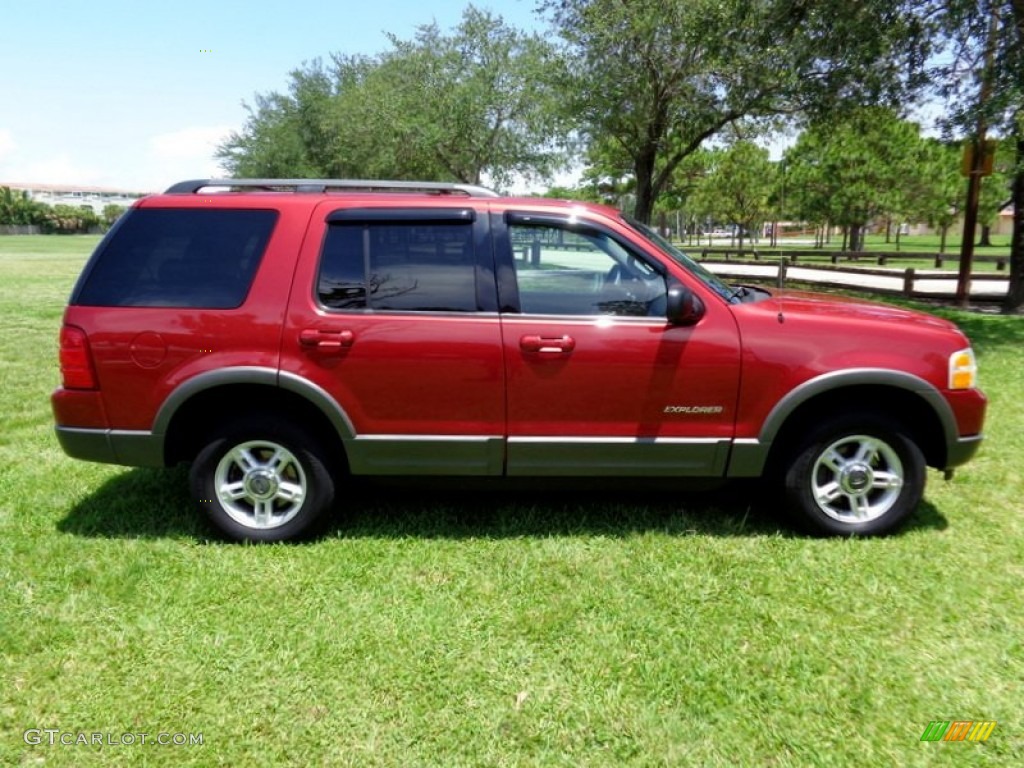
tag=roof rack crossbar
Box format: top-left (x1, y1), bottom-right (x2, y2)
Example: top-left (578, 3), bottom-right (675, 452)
top-left (165, 178), bottom-right (500, 197)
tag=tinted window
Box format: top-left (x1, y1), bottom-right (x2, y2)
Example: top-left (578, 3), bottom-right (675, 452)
top-left (510, 223), bottom-right (666, 317)
top-left (319, 222), bottom-right (477, 312)
top-left (74, 208), bottom-right (277, 308)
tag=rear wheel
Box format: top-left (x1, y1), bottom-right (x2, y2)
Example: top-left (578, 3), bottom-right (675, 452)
top-left (781, 414), bottom-right (926, 536)
top-left (189, 417), bottom-right (336, 542)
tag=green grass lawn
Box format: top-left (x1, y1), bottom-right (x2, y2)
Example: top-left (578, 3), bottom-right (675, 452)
top-left (2, 235), bottom-right (1022, 766)
top-left (855, 233), bottom-right (1012, 256)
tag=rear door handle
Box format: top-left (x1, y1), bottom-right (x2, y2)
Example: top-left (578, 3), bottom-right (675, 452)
top-left (519, 334), bottom-right (576, 354)
top-left (299, 328), bottom-right (354, 352)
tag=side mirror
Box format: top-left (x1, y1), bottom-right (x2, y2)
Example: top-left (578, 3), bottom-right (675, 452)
top-left (666, 280), bottom-right (705, 326)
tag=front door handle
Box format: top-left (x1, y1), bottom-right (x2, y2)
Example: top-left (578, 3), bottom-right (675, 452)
top-left (519, 334), bottom-right (576, 354)
top-left (299, 328), bottom-right (354, 352)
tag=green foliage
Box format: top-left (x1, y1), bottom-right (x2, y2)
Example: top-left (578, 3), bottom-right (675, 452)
top-left (690, 142), bottom-right (775, 246)
top-left (539, 185), bottom-right (603, 203)
top-left (542, 0), bottom-right (935, 223)
top-left (783, 109), bottom-right (932, 249)
top-left (218, 6), bottom-right (568, 189)
top-left (544, 0), bottom-right (782, 222)
top-left (102, 204), bottom-right (127, 226)
top-left (40, 204), bottom-right (100, 234)
top-left (918, 140), bottom-right (963, 230)
top-left (932, 1), bottom-right (1023, 138)
top-left (0, 186), bottom-right (48, 226)
top-left (931, 1), bottom-right (1023, 311)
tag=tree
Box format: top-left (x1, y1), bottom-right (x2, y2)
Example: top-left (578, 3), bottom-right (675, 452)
top-left (216, 60), bottom-right (341, 178)
top-left (218, 6), bottom-right (568, 189)
top-left (0, 186), bottom-right (47, 226)
top-left (932, 0), bottom-right (1024, 311)
top-left (542, 0), bottom-right (935, 223)
top-left (102, 204), bottom-right (127, 227)
top-left (41, 205), bottom-right (100, 234)
top-left (377, 8), bottom-right (569, 188)
top-left (784, 109), bottom-right (926, 251)
top-left (690, 142), bottom-right (775, 249)
top-left (918, 140), bottom-right (965, 254)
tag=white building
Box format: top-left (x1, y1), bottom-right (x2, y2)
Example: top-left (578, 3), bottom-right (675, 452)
top-left (1, 182), bottom-right (147, 214)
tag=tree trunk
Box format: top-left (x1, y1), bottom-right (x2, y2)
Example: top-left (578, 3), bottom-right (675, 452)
top-left (895, 224), bottom-right (902, 252)
top-left (849, 223), bottom-right (869, 252)
top-left (1002, 134), bottom-right (1024, 314)
top-left (940, 225), bottom-right (948, 254)
top-left (632, 147), bottom-right (657, 224)
top-left (885, 219), bottom-right (892, 244)
top-left (978, 224), bottom-right (993, 247)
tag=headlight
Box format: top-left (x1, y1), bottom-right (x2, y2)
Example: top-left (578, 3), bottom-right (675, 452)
top-left (948, 348), bottom-right (978, 390)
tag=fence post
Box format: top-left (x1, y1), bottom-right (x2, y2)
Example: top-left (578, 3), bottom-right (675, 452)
top-left (903, 268), bottom-right (915, 297)
top-left (777, 259), bottom-right (788, 289)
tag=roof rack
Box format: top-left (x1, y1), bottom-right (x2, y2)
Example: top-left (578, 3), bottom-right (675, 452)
top-left (164, 178), bottom-right (500, 197)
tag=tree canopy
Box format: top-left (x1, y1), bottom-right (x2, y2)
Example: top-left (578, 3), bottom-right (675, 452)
top-left (784, 109), bottom-right (929, 250)
top-left (690, 143), bottom-right (775, 249)
top-left (540, 0), bottom-right (934, 223)
top-left (931, 0), bottom-right (1023, 311)
top-left (218, 6), bottom-right (568, 189)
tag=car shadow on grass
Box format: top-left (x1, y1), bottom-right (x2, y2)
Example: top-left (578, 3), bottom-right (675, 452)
top-left (57, 467), bottom-right (949, 542)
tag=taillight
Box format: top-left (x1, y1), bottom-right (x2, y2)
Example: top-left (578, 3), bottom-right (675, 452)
top-left (59, 325), bottom-right (98, 389)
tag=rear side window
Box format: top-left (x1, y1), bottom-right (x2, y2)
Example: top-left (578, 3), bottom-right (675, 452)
top-left (73, 208), bottom-right (277, 308)
top-left (318, 221), bottom-right (477, 312)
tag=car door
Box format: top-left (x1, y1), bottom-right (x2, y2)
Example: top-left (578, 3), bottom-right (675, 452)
top-left (281, 204), bottom-right (505, 475)
top-left (496, 210), bottom-right (742, 476)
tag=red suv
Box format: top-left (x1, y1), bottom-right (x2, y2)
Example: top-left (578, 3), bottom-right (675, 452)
top-left (52, 179), bottom-right (987, 541)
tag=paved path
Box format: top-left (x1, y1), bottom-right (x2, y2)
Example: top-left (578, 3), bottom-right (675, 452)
top-left (703, 262), bottom-right (1009, 299)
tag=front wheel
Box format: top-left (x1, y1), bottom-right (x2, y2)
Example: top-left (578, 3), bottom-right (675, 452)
top-left (781, 415), bottom-right (926, 536)
top-left (189, 417), bottom-right (336, 542)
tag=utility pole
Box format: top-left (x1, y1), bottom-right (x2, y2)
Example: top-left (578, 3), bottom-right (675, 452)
top-left (956, 6), bottom-right (1000, 307)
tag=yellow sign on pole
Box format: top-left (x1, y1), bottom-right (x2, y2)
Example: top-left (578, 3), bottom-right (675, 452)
top-left (961, 139), bottom-right (997, 176)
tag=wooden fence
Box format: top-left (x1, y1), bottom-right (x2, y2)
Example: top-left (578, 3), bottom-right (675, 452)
top-left (697, 250), bottom-right (1010, 301)
top-left (696, 247), bottom-right (1009, 271)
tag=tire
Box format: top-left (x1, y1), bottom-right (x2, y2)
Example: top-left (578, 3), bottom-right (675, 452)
top-left (780, 413), bottom-right (926, 537)
top-left (189, 416), bottom-right (336, 542)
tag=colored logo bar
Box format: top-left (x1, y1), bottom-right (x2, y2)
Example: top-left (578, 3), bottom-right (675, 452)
top-left (920, 720), bottom-right (996, 742)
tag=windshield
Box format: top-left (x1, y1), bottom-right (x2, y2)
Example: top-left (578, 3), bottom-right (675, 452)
top-left (625, 217), bottom-right (740, 304)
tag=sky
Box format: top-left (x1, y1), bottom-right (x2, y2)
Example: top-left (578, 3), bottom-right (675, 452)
top-left (0, 0), bottom-right (542, 193)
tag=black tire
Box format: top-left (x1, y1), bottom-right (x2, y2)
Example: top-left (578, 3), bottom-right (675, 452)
top-left (189, 416), bottom-right (336, 542)
top-left (780, 413), bottom-right (926, 537)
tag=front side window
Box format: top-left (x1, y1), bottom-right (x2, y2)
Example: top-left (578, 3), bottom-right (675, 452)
top-left (318, 221), bottom-right (477, 312)
top-left (510, 223), bottom-right (666, 317)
